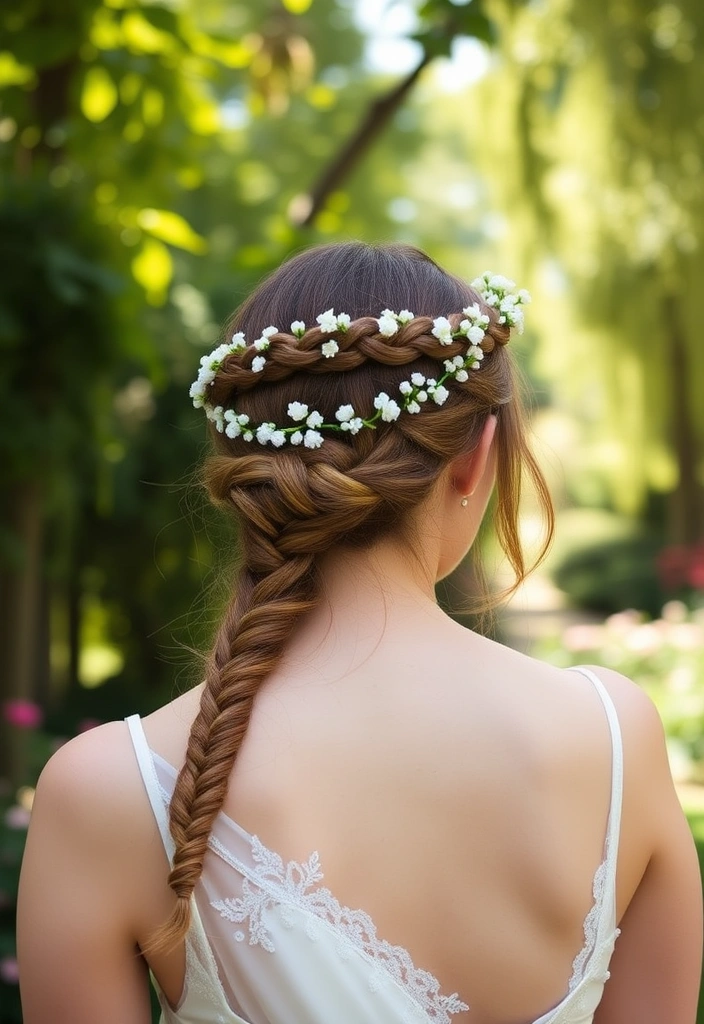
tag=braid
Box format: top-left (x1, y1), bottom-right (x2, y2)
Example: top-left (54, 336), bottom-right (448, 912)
top-left (145, 243), bottom-right (553, 953)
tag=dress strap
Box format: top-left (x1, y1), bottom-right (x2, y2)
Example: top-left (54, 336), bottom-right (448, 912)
top-left (568, 666), bottom-right (624, 869)
top-left (125, 713), bottom-right (176, 862)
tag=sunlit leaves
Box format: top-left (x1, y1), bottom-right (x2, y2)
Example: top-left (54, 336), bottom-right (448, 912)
top-left (0, 51), bottom-right (35, 87)
top-left (80, 65), bottom-right (118, 122)
top-left (131, 237), bottom-right (172, 304)
top-left (136, 209), bottom-right (208, 254)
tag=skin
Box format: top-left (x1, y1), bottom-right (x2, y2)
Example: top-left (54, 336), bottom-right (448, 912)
top-left (17, 417), bottom-right (703, 1024)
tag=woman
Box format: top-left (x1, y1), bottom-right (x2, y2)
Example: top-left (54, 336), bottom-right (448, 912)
top-left (18, 243), bottom-right (702, 1023)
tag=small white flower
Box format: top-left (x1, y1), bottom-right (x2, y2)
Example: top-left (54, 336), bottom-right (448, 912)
top-left (336, 313), bottom-right (351, 331)
top-left (242, 430), bottom-right (254, 441)
top-left (398, 381), bottom-right (413, 396)
top-left (290, 430), bottom-right (304, 445)
top-left (256, 423), bottom-right (275, 444)
top-left (251, 355), bottom-right (266, 373)
top-left (468, 345), bottom-right (484, 362)
top-left (225, 420), bottom-right (241, 438)
top-left (316, 308), bottom-right (339, 333)
top-left (304, 429), bottom-right (324, 448)
top-left (270, 431), bottom-right (286, 447)
top-left (231, 332), bottom-right (246, 350)
top-left (426, 378), bottom-right (437, 387)
top-left (377, 312), bottom-right (399, 337)
top-left (306, 410), bottom-right (324, 428)
top-left (237, 413), bottom-right (250, 425)
top-left (411, 372), bottom-right (426, 387)
top-left (321, 340), bottom-right (339, 358)
top-left (335, 404), bottom-right (355, 422)
top-left (211, 406), bottom-right (225, 432)
top-left (417, 390), bottom-right (428, 402)
top-left (343, 417), bottom-right (364, 434)
top-left (517, 289), bottom-right (531, 304)
top-left (381, 399), bottom-right (401, 422)
top-left (467, 324), bottom-right (485, 345)
top-left (373, 392), bottom-right (391, 410)
top-left (253, 337), bottom-right (270, 351)
top-left (432, 385), bottom-right (449, 406)
top-left (397, 309), bottom-right (414, 323)
top-left (287, 402), bottom-right (309, 422)
top-left (455, 369), bottom-right (469, 383)
top-left (262, 326), bottom-right (278, 338)
top-left (406, 400), bottom-right (421, 414)
top-left (431, 316), bottom-right (454, 345)
top-left (488, 274), bottom-right (516, 292)
top-left (291, 320), bottom-right (306, 337)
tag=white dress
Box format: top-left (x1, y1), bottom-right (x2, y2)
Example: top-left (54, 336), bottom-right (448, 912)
top-left (125, 666), bottom-right (623, 1024)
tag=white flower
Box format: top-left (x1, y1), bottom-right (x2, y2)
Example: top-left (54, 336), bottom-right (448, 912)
top-left (417, 390), bottom-right (428, 402)
top-left (455, 369), bottom-right (469, 382)
top-left (461, 303), bottom-right (488, 326)
top-left (256, 423), bottom-right (275, 444)
top-left (211, 406), bottom-right (225, 432)
top-left (236, 413), bottom-right (250, 425)
top-left (321, 340), bottom-right (339, 358)
top-left (488, 274), bottom-right (516, 292)
top-left (304, 429), bottom-right (324, 448)
top-left (242, 430), bottom-right (254, 441)
top-left (225, 420), bottom-right (241, 438)
top-left (341, 417), bottom-right (364, 434)
top-left (306, 410), bottom-right (324, 428)
top-left (270, 431), bottom-right (286, 447)
top-left (336, 313), bottom-right (351, 331)
top-left (381, 399), bottom-right (401, 422)
top-left (262, 326), bottom-right (277, 338)
top-left (398, 381), bottom-right (413, 396)
top-left (316, 308), bottom-right (339, 333)
top-left (467, 324), bottom-right (485, 345)
top-left (335, 404), bottom-right (355, 422)
top-left (397, 309), bottom-right (414, 323)
top-left (373, 392), bottom-right (390, 410)
top-left (432, 385), bottom-right (449, 405)
top-left (290, 430), bottom-right (304, 445)
top-left (406, 400), bottom-right (421, 414)
top-left (230, 332), bottom-right (246, 350)
top-left (253, 337), bottom-right (270, 351)
top-left (251, 355), bottom-right (266, 373)
top-left (291, 320), bottom-right (306, 337)
top-left (468, 345), bottom-right (484, 362)
top-left (287, 402), bottom-right (309, 422)
top-left (377, 312), bottom-right (399, 337)
top-left (517, 289), bottom-right (531, 304)
top-left (431, 316), bottom-right (454, 345)
top-left (411, 372), bottom-right (426, 387)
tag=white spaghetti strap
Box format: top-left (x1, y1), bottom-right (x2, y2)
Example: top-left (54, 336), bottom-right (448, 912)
top-left (125, 713), bottom-right (176, 862)
top-left (568, 666), bottom-right (624, 866)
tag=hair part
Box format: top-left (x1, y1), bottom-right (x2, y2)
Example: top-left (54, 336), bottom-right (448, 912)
top-left (144, 242), bottom-right (554, 954)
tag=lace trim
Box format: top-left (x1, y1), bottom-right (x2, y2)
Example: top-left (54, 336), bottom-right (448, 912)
top-left (209, 834), bottom-right (469, 1023)
top-left (567, 835), bottom-right (620, 992)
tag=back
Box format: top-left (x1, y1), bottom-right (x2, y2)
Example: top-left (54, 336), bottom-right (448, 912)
top-left (137, 626), bottom-right (635, 1024)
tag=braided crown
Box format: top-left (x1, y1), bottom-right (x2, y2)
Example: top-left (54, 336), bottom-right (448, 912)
top-left (189, 273), bottom-right (530, 449)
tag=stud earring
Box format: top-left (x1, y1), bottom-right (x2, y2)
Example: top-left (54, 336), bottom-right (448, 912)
top-left (460, 496), bottom-right (469, 507)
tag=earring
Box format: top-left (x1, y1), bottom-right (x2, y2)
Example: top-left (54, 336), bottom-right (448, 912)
top-left (460, 496), bottom-right (469, 507)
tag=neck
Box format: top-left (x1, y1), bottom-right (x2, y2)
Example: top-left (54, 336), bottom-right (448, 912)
top-left (276, 535), bottom-right (449, 683)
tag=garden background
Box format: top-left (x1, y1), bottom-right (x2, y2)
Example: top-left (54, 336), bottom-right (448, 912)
top-left (1, 0), bottom-right (703, 1019)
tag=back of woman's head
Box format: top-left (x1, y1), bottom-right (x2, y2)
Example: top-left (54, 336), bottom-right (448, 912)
top-left (148, 241), bottom-right (553, 952)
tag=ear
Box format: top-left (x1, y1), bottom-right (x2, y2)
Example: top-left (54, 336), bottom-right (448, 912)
top-left (450, 414), bottom-right (497, 498)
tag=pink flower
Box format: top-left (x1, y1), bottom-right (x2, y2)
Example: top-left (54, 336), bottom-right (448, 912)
top-left (4, 805), bottom-right (31, 830)
top-left (0, 957), bottom-right (19, 984)
top-left (2, 699), bottom-right (43, 730)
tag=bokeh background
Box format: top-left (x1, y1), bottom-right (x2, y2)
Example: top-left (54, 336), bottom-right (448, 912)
top-left (1, 0), bottom-right (703, 1019)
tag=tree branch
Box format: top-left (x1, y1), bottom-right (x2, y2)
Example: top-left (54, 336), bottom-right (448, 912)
top-left (292, 51), bottom-right (432, 227)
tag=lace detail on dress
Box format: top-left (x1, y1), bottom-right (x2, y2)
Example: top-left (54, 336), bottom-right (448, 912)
top-left (567, 837), bottom-right (620, 992)
top-left (209, 834), bottom-right (469, 1023)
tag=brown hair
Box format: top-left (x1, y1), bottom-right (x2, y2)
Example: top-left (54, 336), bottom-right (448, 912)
top-left (149, 241), bottom-right (553, 950)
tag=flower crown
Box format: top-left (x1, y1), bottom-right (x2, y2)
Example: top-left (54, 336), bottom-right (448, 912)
top-left (189, 273), bottom-right (530, 449)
